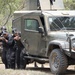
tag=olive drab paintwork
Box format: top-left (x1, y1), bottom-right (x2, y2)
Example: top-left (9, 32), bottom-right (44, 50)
top-left (12, 0), bottom-right (75, 74)
top-left (13, 11), bottom-right (46, 57)
top-left (12, 9), bottom-right (75, 74)
top-left (12, 10), bottom-right (75, 57)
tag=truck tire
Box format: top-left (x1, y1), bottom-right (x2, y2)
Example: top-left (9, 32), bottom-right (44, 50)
top-left (49, 49), bottom-right (68, 74)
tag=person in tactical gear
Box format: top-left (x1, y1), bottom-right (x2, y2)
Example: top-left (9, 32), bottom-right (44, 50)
top-left (1, 31), bottom-right (15, 69)
top-left (0, 34), bottom-right (8, 68)
top-left (0, 26), bottom-right (7, 36)
top-left (12, 28), bottom-right (24, 69)
top-left (0, 26), bottom-right (7, 57)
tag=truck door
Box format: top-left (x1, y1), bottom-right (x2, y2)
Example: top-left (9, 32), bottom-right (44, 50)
top-left (21, 15), bottom-right (46, 56)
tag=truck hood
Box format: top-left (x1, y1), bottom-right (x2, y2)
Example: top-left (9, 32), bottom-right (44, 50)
top-left (48, 31), bottom-right (75, 41)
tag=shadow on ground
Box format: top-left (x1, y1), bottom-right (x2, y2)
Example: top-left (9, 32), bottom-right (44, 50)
top-left (26, 67), bottom-right (75, 75)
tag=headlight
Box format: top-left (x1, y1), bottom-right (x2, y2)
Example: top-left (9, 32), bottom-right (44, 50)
top-left (72, 43), bottom-right (75, 50)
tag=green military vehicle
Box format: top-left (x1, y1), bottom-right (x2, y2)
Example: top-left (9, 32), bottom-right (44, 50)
top-left (12, 10), bottom-right (75, 74)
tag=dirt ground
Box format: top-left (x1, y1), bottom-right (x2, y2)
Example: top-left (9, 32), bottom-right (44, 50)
top-left (0, 56), bottom-right (75, 75)
top-left (0, 63), bottom-right (75, 75)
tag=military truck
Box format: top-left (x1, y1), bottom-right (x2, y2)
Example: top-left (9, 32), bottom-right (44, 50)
top-left (12, 10), bottom-right (75, 74)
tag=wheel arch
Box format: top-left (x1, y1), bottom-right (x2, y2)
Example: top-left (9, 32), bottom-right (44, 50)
top-left (47, 40), bottom-right (65, 56)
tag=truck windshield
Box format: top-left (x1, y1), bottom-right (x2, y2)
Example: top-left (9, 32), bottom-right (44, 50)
top-left (49, 17), bottom-right (75, 31)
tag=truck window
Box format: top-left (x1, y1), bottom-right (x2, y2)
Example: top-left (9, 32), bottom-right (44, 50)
top-left (24, 19), bottom-right (39, 31)
top-left (49, 17), bottom-right (75, 31)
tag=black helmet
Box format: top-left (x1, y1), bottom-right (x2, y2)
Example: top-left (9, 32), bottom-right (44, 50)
top-left (1, 26), bottom-right (7, 31)
top-left (2, 31), bottom-right (8, 35)
top-left (12, 28), bottom-right (17, 34)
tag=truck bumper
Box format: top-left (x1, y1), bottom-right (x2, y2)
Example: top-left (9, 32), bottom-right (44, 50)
top-left (64, 49), bottom-right (75, 59)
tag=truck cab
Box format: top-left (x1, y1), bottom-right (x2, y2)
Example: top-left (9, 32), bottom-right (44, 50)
top-left (12, 10), bottom-right (75, 74)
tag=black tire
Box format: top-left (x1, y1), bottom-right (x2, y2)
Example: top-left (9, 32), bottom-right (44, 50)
top-left (49, 49), bottom-right (68, 74)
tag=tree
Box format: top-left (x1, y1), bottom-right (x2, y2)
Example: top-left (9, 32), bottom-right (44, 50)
top-left (64, 0), bottom-right (75, 10)
top-left (0, 0), bottom-right (75, 29)
top-left (0, 0), bottom-right (24, 27)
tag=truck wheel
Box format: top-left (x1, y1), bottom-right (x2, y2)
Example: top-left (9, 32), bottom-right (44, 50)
top-left (49, 49), bottom-right (68, 74)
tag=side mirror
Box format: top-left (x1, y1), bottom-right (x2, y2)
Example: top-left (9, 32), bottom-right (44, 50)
top-left (38, 27), bottom-right (44, 33)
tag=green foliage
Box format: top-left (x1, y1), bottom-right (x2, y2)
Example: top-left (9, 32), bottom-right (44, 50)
top-left (64, 0), bottom-right (75, 10)
top-left (0, 0), bottom-right (75, 32)
top-left (0, 0), bottom-right (21, 14)
top-left (0, 0), bottom-right (23, 31)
